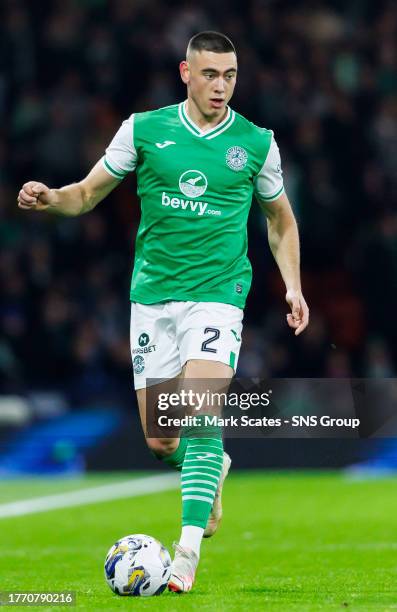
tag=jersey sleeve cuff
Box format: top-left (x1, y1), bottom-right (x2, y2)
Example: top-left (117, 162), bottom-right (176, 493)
top-left (101, 156), bottom-right (128, 180)
top-left (258, 185), bottom-right (284, 202)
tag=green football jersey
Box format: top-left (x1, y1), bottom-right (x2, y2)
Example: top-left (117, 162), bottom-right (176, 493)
top-left (102, 101), bottom-right (284, 309)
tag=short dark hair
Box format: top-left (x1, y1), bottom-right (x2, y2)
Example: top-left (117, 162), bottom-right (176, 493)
top-left (187, 31), bottom-right (236, 56)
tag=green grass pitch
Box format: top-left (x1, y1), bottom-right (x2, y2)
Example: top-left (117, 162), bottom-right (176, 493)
top-left (0, 471), bottom-right (396, 610)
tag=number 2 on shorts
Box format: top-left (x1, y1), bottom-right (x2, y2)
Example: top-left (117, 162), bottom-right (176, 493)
top-left (201, 327), bottom-right (220, 353)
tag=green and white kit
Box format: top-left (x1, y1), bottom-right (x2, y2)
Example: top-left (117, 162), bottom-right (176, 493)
top-left (102, 101), bottom-right (284, 386)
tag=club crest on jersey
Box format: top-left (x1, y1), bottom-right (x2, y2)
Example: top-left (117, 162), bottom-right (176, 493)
top-left (226, 146), bottom-right (248, 172)
top-left (179, 170), bottom-right (208, 198)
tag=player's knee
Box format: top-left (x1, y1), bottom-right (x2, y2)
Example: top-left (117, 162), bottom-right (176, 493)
top-left (146, 437), bottom-right (178, 459)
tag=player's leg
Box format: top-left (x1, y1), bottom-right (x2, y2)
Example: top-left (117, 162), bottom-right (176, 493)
top-left (177, 303), bottom-right (243, 543)
top-left (180, 359), bottom-right (232, 538)
top-left (169, 358), bottom-right (233, 593)
top-left (131, 303), bottom-right (187, 470)
top-left (169, 301), bottom-right (244, 592)
top-left (136, 385), bottom-right (186, 469)
top-left (179, 358), bottom-right (232, 542)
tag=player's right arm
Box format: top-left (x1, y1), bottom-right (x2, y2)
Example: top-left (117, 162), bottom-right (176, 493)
top-left (18, 114), bottom-right (137, 216)
top-left (17, 160), bottom-right (121, 216)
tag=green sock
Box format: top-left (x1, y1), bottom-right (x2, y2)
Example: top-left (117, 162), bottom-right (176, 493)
top-left (181, 419), bottom-right (224, 528)
top-left (162, 437), bottom-right (188, 471)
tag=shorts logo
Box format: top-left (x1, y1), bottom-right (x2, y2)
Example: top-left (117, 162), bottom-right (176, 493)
top-left (132, 335), bottom-right (157, 355)
top-left (231, 329), bottom-right (241, 342)
top-left (138, 332), bottom-right (150, 347)
top-left (179, 170), bottom-right (208, 198)
top-left (226, 146), bottom-right (248, 172)
top-left (133, 355), bottom-right (145, 374)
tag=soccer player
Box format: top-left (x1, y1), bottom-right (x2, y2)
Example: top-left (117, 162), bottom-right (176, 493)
top-left (17, 31), bottom-right (309, 592)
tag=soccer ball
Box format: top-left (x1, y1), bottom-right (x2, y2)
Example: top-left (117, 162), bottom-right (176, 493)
top-left (104, 534), bottom-right (171, 596)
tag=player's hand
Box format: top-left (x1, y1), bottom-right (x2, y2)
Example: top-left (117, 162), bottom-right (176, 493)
top-left (17, 181), bottom-right (54, 211)
top-left (285, 289), bottom-right (309, 336)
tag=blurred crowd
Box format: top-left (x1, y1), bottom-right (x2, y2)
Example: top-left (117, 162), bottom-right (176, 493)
top-left (1, 0), bottom-right (397, 401)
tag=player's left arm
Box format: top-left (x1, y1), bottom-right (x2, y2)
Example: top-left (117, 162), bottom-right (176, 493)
top-left (259, 192), bottom-right (309, 335)
top-left (254, 133), bottom-right (309, 336)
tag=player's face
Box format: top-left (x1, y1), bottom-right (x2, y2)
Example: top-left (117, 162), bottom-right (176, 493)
top-left (180, 51), bottom-right (237, 118)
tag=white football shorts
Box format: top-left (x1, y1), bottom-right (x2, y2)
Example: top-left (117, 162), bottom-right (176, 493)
top-left (130, 301), bottom-right (244, 389)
